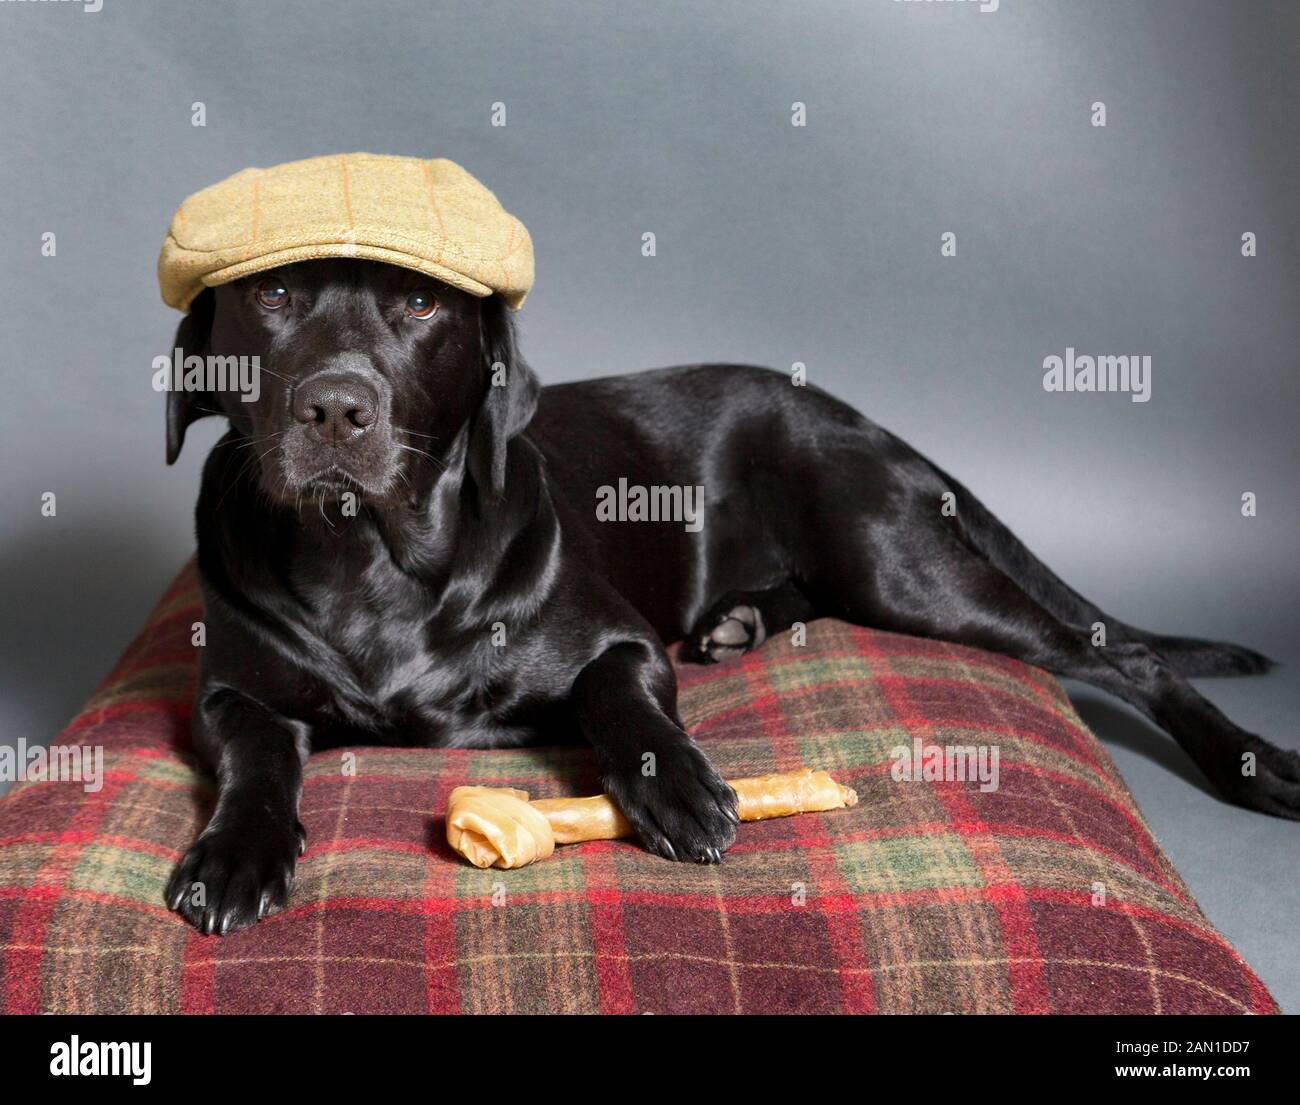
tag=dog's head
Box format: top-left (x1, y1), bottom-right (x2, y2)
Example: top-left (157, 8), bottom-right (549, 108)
top-left (166, 259), bottom-right (538, 506)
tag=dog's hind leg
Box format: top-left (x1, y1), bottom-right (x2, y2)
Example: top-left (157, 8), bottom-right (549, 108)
top-left (817, 527), bottom-right (1300, 819)
top-left (936, 467), bottom-right (1274, 678)
top-left (683, 580), bottom-right (818, 663)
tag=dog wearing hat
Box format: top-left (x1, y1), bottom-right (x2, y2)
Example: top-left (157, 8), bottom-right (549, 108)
top-left (157, 154), bottom-right (1296, 934)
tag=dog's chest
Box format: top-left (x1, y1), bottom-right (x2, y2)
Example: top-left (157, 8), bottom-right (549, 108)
top-left (298, 587), bottom-right (548, 748)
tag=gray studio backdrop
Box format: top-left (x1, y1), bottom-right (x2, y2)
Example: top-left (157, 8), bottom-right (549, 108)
top-left (1, 0), bottom-right (1297, 1006)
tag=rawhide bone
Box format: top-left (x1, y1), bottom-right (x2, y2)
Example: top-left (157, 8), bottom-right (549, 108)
top-left (446, 768), bottom-right (858, 869)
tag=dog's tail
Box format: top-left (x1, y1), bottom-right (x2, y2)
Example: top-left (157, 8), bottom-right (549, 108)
top-left (933, 464), bottom-right (1274, 678)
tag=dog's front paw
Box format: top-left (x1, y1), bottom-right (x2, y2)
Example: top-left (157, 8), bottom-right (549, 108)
top-left (604, 741), bottom-right (739, 863)
top-left (166, 818), bottom-right (305, 935)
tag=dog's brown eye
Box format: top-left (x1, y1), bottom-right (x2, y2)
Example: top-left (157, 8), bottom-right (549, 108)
top-left (255, 280), bottom-right (289, 310)
top-left (405, 289), bottom-right (437, 319)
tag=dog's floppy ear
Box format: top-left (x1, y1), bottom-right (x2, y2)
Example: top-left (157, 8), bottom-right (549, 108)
top-left (468, 295), bottom-right (540, 498)
top-left (164, 289), bottom-right (216, 465)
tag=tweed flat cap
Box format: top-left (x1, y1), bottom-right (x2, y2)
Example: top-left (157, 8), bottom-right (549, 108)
top-left (158, 153), bottom-right (533, 312)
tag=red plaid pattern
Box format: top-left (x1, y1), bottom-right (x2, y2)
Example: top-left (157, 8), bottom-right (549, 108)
top-left (0, 563), bottom-right (1277, 1013)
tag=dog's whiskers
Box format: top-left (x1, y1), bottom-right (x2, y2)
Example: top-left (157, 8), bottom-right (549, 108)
top-left (315, 487), bottom-right (338, 534)
top-left (393, 425), bottom-right (439, 441)
top-left (219, 429), bottom-right (291, 454)
top-left (395, 441), bottom-right (447, 473)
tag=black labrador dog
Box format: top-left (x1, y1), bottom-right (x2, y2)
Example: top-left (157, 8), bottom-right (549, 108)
top-left (163, 259), bottom-right (1296, 934)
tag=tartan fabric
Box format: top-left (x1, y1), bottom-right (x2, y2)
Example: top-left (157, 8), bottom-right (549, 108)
top-left (0, 563), bottom-right (1277, 1014)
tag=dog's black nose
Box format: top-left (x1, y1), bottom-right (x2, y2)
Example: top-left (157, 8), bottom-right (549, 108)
top-left (293, 373), bottom-right (379, 446)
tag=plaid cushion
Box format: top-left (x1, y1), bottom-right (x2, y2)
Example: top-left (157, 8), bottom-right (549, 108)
top-left (0, 563), bottom-right (1276, 1014)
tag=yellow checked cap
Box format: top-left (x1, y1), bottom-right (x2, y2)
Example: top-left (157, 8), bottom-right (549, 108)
top-left (157, 153), bottom-right (533, 312)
